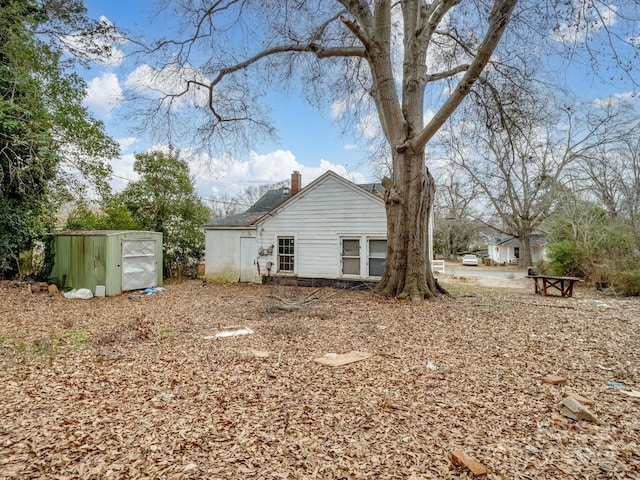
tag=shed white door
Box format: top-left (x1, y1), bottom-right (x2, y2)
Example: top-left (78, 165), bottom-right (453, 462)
top-left (239, 237), bottom-right (258, 283)
top-left (122, 239), bottom-right (157, 291)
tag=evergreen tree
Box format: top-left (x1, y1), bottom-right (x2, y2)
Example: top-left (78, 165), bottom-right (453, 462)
top-left (122, 150), bottom-right (211, 277)
top-left (0, 0), bottom-right (117, 278)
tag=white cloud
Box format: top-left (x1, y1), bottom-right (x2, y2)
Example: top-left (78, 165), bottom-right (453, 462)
top-left (84, 72), bottom-right (123, 117)
top-left (206, 151), bottom-right (368, 196)
top-left (198, 150), bottom-right (305, 196)
top-left (357, 113), bottom-right (381, 139)
top-left (109, 152), bottom-right (139, 192)
top-left (117, 137), bottom-right (139, 152)
top-left (551, 2), bottom-right (617, 44)
top-left (331, 99), bottom-right (348, 119)
top-left (107, 144), bottom-right (369, 200)
top-left (593, 91), bottom-right (636, 107)
top-left (61, 17), bottom-right (126, 66)
top-left (124, 64), bottom-right (211, 108)
top-left (424, 108), bottom-right (436, 125)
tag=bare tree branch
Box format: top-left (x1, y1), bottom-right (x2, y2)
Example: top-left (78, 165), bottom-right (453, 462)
top-left (425, 64), bottom-right (469, 82)
top-left (409, 0), bottom-right (518, 152)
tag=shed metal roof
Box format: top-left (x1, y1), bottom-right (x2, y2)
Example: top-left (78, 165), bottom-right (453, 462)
top-left (55, 230), bottom-right (157, 236)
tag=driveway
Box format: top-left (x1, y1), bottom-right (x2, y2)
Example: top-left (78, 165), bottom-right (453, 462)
top-left (441, 262), bottom-right (529, 288)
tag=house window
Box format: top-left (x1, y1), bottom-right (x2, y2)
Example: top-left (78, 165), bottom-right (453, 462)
top-left (514, 247), bottom-right (520, 259)
top-left (277, 237), bottom-right (295, 272)
top-left (341, 239), bottom-right (360, 275)
top-left (368, 239), bottom-right (386, 276)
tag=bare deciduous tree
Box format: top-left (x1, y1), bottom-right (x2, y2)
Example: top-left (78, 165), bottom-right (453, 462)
top-left (445, 80), bottom-right (627, 267)
top-left (433, 166), bottom-right (482, 260)
top-left (572, 109), bottom-right (640, 248)
top-left (133, 0), bottom-right (638, 299)
top-left (574, 109), bottom-right (640, 219)
top-left (136, 0), bottom-right (519, 300)
top-left (208, 180), bottom-right (290, 220)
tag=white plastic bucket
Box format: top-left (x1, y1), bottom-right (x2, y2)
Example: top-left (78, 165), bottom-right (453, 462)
top-left (95, 285), bottom-right (106, 297)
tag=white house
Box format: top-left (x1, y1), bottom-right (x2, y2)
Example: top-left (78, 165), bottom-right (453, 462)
top-left (204, 170), bottom-right (434, 285)
top-left (487, 232), bottom-right (548, 265)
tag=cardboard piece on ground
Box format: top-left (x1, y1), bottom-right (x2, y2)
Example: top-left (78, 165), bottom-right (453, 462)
top-left (203, 327), bottom-right (254, 339)
top-left (540, 374), bottom-right (567, 385)
top-left (450, 449), bottom-right (490, 476)
top-left (619, 389), bottom-right (640, 399)
top-left (558, 396), bottom-right (599, 423)
top-left (250, 349), bottom-right (271, 358)
top-left (314, 351), bottom-right (373, 367)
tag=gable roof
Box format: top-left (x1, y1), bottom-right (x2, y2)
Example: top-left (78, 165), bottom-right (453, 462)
top-left (205, 188), bottom-right (291, 228)
top-left (489, 232), bottom-right (548, 247)
top-left (204, 170), bottom-right (384, 229)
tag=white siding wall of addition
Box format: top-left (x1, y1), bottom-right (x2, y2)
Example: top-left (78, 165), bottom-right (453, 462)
top-left (204, 228), bottom-right (255, 282)
top-left (257, 175), bottom-right (387, 280)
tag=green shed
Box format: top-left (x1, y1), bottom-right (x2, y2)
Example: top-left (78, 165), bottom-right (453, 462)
top-left (50, 230), bottom-right (163, 296)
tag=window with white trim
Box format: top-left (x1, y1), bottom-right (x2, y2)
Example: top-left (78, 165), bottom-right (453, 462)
top-left (277, 237), bottom-right (295, 272)
top-left (341, 239), bottom-right (360, 275)
top-left (368, 239), bottom-right (386, 276)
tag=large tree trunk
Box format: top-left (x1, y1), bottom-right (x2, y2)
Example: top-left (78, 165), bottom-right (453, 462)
top-left (519, 230), bottom-right (533, 267)
top-left (375, 151), bottom-right (447, 301)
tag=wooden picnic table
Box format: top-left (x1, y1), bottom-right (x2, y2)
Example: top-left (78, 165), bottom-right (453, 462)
top-left (528, 275), bottom-right (582, 298)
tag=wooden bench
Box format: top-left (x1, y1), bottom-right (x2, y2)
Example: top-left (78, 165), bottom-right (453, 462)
top-left (528, 275), bottom-right (582, 298)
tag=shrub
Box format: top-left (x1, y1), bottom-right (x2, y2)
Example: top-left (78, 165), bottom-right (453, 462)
top-left (547, 240), bottom-right (585, 277)
top-left (532, 259), bottom-right (550, 276)
top-left (611, 269), bottom-right (640, 296)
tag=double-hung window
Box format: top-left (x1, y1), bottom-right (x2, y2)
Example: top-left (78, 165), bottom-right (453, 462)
top-left (341, 237), bottom-right (387, 277)
top-left (277, 237), bottom-right (295, 273)
top-left (368, 239), bottom-right (386, 277)
top-left (341, 239), bottom-right (360, 275)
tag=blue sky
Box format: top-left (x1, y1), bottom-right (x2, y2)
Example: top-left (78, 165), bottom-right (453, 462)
top-left (79, 0), bottom-right (376, 200)
top-left (77, 1), bottom-right (638, 202)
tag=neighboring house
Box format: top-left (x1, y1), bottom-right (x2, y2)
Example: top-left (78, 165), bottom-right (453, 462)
top-left (204, 170), bottom-right (434, 285)
top-left (487, 232), bottom-right (548, 265)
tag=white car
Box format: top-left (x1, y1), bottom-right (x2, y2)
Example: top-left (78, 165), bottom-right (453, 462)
top-left (462, 254), bottom-right (479, 266)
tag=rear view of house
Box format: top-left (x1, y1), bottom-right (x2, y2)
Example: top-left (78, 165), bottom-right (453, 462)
top-left (204, 170), bottom-right (403, 286)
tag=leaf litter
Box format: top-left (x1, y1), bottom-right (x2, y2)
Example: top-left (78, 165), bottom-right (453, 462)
top-left (0, 279), bottom-right (639, 479)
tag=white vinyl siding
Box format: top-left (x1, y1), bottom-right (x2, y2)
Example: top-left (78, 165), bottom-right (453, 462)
top-left (205, 171), bottom-right (435, 283)
top-left (203, 229), bottom-right (256, 282)
top-left (258, 174), bottom-right (387, 280)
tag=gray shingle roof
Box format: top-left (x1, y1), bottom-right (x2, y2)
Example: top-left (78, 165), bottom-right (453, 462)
top-left (357, 183), bottom-right (385, 197)
top-left (205, 188), bottom-right (291, 227)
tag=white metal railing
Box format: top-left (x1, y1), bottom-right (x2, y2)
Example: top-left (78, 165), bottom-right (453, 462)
top-left (432, 259), bottom-right (445, 274)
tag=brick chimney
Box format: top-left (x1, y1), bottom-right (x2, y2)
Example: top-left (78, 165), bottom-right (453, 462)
top-left (291, 171), bottom-right (301, 195)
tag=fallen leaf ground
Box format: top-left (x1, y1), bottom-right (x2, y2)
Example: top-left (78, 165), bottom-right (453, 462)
top-left (0, 277), bottom-right (639, 479)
